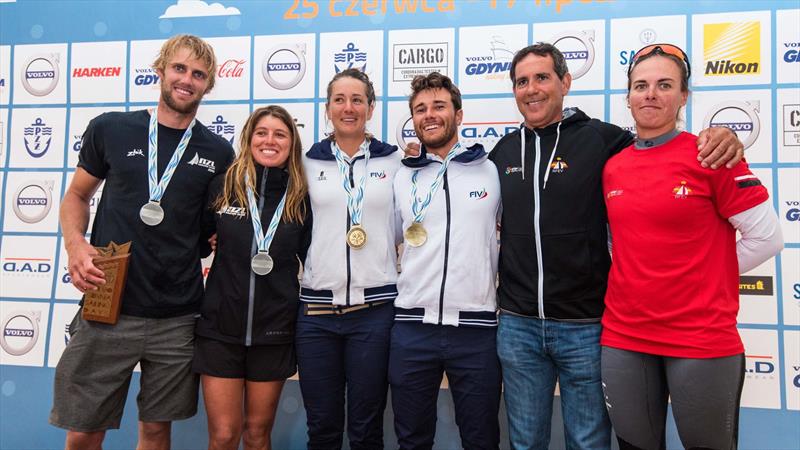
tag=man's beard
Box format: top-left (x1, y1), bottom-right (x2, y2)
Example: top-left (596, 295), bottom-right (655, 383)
top-left (417, 121), bottom-right (457, 151)
top-left (160, 84), bottom-right (201, 115)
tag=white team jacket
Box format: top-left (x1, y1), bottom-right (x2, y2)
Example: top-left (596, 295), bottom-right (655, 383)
top-left (393, 143), bottom-right (501, 327)
top-left (301, 138), bottom-right (404, 306)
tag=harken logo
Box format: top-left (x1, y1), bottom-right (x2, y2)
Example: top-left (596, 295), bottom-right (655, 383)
top-left (23, 117), bottom-right (53, 158)
top-left (13, 180), bottom-right (54, 223)
top-left (335, 43), bottom-right (368, 73)
top-left (262, 44), bottom-right (307, 90)
top-left (21, 54), bottom-right (59, 96)
top-left (72, 67), bottom-right (121, 78)
top-left (1, 310), bottom-right (40, 356)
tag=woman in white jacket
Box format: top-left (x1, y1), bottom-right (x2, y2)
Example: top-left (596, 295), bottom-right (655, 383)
top-left (296, 68), bottom-right (403, 450)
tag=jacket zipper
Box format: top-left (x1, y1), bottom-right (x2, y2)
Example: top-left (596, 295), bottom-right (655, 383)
top-left (437, 172), bottom-right (451, 325)
top-left (531, 132), bottom-right (546, 319)
top-left (246, 166), bottom-right (268, 345)
top-left (344, 156), bottom-right (363, 307)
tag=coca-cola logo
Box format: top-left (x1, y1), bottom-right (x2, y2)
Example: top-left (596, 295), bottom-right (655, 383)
top-left (217, 59), bottom-right (245, 78)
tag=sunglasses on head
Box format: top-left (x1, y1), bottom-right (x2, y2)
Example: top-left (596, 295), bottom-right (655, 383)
top-left (627, 44), bottom-right (691, 78)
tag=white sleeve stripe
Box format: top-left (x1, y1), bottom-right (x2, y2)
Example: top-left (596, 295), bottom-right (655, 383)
top-left (734, 175), bottom-right (758, 181)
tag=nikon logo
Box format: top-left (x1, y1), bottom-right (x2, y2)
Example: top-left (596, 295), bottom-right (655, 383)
top-left (703, 21), bottom-right (760, 76)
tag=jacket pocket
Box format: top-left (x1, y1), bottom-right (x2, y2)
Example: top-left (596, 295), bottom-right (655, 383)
top-left (540, 231), bottom-right (593, 301)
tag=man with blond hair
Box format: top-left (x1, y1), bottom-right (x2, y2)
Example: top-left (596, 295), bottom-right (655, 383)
top-left (50, 34), bottom-right (234, 450)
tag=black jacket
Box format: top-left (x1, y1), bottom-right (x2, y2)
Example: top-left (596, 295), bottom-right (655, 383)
top-left (196, 165), bottom-right (312, 345)
top-left (489, 108), bottom-right (632, 320)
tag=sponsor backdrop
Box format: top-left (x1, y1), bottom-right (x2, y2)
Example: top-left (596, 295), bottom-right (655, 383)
top-left (1, 1), bottom-right (798, 448)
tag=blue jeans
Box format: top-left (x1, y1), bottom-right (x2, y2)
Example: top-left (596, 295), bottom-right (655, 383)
top-left (295, 303), bottom-right (393, 450)
top-left (496, 313), bottom-right (610, 450)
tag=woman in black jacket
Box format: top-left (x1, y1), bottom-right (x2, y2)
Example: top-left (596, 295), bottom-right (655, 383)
top-left (193, 105), bottom-right (311, 450)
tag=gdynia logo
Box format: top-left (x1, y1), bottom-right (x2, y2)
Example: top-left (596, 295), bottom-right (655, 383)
top-left (703, 22), bottom-right (760, 76)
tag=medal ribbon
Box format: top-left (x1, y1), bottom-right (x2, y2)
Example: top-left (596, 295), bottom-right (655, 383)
top-left (147, 109), bottom-right (196, 203)
top-left (245, 172), bottom-right (288, 255)
top-left (410, 142), bottom-right (461, 223)
top-left (332, 139), bottom-right (371, 226)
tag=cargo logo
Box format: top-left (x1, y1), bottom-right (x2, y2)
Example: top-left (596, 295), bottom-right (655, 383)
top-left (21, 54), bottom-right (59, 96)
top-left (334, 43), bottom-right (367, 73)
top-left (262, 44), bottom-right (306, 90)
top-left (469, 189), bottom-right (488, 200)
top-left (207, 115), bottom-right (236, 145)
top-left (786, 200), bottom-right (800, 222)
top-left (745, 354), bottom-right (775, 380)
top-left (217, 59), bottom-right (245, 79)
top-left (187, 153), bottom-right (216, 173)
top-left (1, 311), bottom-right (40, 356)
top-left (12, 180), bottom-right (54, 224)
top-left (784, 104), bottom-right (800, 147)
top-left (550, 30), bottom-right (595, 79)
top-left (395, 115), bottom-right (418, 149)
top-left (739, 275), bottom-right (774, 296)
top-left (460, 121), bottom-right (518, 148)
top-left (703, 100), bottom-right (760, 149)
top-left (463, 35), bottom-right (514, 80)
top-left (72, 66), bottom-right (121, 78)
top-left (23, 117), bottom-right (53, 158)
top-left (782, 42), bottom-right (800, 63)
top-left (393, 43), bottom-right (448, 82)
top-left (133, 68), bottom-right (160, 86)
top-left (703, 22), bottom-right (760, 76)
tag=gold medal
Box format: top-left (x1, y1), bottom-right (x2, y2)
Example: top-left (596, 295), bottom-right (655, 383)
top-left (404, 222), bottom-right (427, 247)
top-left (346, 225), bottom-right (367, 249)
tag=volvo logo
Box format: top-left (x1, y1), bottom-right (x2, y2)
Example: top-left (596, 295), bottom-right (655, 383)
top-left (703, 100), bottom-right (761, 149)
top-left (262, 44), bottom-right (307, 90)
top-left (1, 310), bottom-right (41, 356)
top-left (395, 114), bottom-right (418, 149)
top-left (13, 180), bottom-right (54, 223)
top-left (550, 30), bottom-right (595, 79)
top-left (21, 54), bottom-right (60, 96)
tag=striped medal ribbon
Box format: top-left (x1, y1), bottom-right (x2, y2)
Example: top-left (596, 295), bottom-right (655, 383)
top-left (140, 109), bottom-right (196, 226)
top-left (332, 139), bottom-right (371, 249)
top-left (404, 142), bottom-right (460, 247)
top-left (245, 171), bottom-right (288, 275)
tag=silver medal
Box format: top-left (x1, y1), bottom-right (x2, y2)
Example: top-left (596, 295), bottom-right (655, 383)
top-left (140, 201), bottom-right (164, 226)
top-left (251, 251), bottom-right (274, 275)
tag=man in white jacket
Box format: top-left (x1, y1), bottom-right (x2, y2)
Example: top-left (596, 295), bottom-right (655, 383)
top-left (389, 72), bottom-right (502, 450)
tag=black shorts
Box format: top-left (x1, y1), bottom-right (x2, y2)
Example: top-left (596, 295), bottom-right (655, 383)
top-left (193, 335), bottom-right (296, 382)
